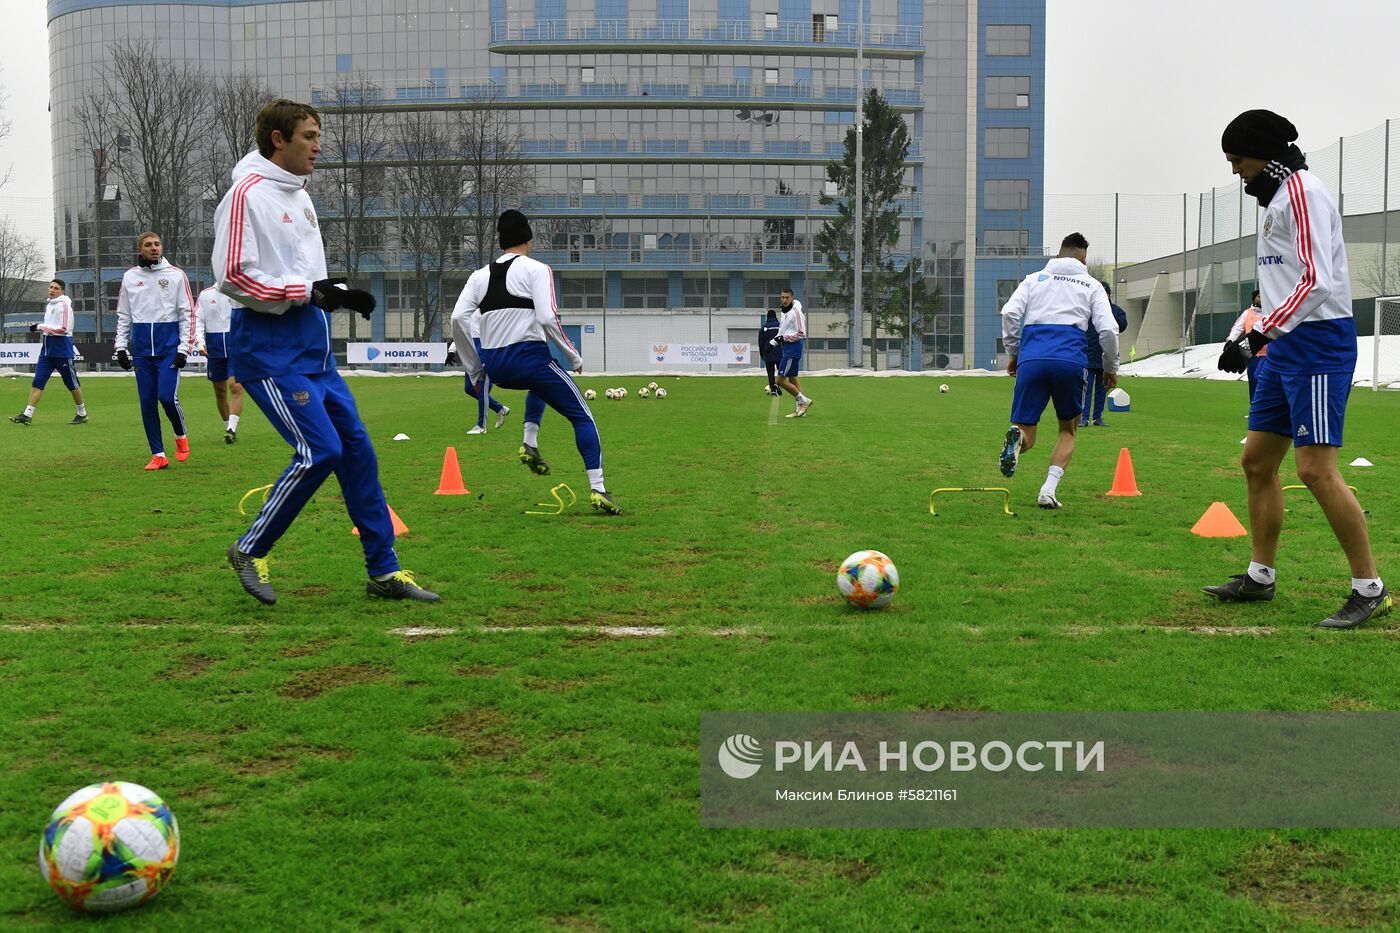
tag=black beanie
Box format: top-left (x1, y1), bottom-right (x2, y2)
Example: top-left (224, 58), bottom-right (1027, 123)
top-left (498, 209), bottom-right (533, 250)
top-left (1221, 109), bottom-right (1298, 161)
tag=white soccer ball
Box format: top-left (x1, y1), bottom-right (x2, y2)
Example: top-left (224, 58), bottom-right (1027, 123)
top-left (638, 387), bottom-right (651, 398)
top-left (647, 382), bottom-right (659, 391)
top-left (604, 388), bottom-right (616, 400)
top-left (617, 387), bottom-right (627, 398)
top-left (939, 384), bottom-right (949, 394)
top-left (38, 781), bottom-right (180, 913)
top-left (837, 550), bottom-right (900, 609)
top-left (654, 387), bottom-right (667, 399)
top-left (584, 389), bottom-right (597, 400)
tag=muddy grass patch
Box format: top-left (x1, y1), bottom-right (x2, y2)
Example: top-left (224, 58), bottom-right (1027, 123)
top-left (279, 662), bottom-right (392, 699)
top-left (1223, 838), bottom-right (1393, 928)
top-left (769, 849), bottom-right (880, 887)
top-left (419, 708), bottom-right (526, 762)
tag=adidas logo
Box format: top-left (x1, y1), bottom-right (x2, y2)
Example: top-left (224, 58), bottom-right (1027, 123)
top-left (1296, 424), bottom-right (1309, 437)
top-left (281, 213), bottom-right (293, 224)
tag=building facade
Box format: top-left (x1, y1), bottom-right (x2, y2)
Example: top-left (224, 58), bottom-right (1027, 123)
top-left (47, 0), bottom-right (1044, 369)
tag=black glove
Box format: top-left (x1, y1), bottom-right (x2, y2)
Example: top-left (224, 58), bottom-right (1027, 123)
top-left (28, 323), bottom-right (38, 332)
top-left (115, 348), bottom-right (132, 371)
top-left (311, 277), bottom-right (348, 311)
top-left (340, 288), bottom-right (376, 321)
top-left (445, 350), bottom-right (460, 366)
top-left (1217, 338), bottom-right (1249, 374)
top-left (171, 352), bottom-right (187, 369)
top-left (1247, 328), bottom-right (1271, 355)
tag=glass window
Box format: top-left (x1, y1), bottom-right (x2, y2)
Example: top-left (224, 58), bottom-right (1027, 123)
top-left (620, 277), bottom-right (667, 309)
top-left (765, 68), bottom-right (779, 86)
top-left (764, 12), bottom-right (778, 29)
top-left (987, 24), bottom-right (1031, 55)
top-left (823, 180), bottom-right (839, 196)
top-left (986, 76), bottom-right (1030, 109)
top-left (581, 67), bottom-right (595, 84)
top-left (560, 277), bottom-right (604, 309)
top-left (984, 179), bottom-right (1030, 211)
top-left (984, 230), bottom-right (1029, 256)
top-left (996, 279), bottom-right (1020, 309)
top-left (582, 177), bottom-right (596, 194)
top-left (985, 127), bottom-right (1030, 159)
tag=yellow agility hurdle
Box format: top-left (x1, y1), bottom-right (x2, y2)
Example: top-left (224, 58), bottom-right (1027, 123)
top-left (526, 483), bottom-right (577, 516)
top-left (1281, 484), bottom-right (1366, 514)
top-left (929, 487), bottom-right (1016, 517)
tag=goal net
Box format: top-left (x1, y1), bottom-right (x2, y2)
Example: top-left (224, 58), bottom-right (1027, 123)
top-left (1372, 296), bottom-right (1400, 389)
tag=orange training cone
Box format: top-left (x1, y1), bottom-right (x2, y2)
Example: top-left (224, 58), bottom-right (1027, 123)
top-left (1191, 501), bottom-right (1247, 538)
top-left (353, 504), bottom-right (410, 537)
top-left (434, 446), bottom-right (470, 495)
top-left (1105, 447), bottom-right (1141, 497)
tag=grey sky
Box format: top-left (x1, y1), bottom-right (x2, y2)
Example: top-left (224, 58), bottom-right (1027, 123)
top-left (1, 0), bottom-right (1398, 268)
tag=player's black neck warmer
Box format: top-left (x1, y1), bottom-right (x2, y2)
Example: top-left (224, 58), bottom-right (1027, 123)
top-left (137, 256), bottom-right (158, 269)
top-left (1246, 145), bottom-right (1308, 208)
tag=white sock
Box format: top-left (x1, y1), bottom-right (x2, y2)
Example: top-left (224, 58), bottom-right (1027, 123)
top-left (228, 414), bottom-right (240, 431)
top-left (373, 572), bottom-right (396, 581)
top-left (1040, 465), bottom-right (1064, 498)
top-left (176, 434), bottom-right (187, 441)
top-left (523, 422), bottom-right (540, 447)
top-left (796, 393), bottom-right (809, 405)
top-left (587, 468), bottom-right (605, 492)
top-left (1352, 577), bottom-right (1384, 596)
top-left (1248, 562), bottom-right (1275, 585)
top-left (153, 451), bottom-right (165, 458)
top-left (23, 405), bottom-right (35, 417)
top-left (75, 404), bottom-right (86, 416)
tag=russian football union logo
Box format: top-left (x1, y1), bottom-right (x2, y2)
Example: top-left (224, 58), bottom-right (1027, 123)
top-left (158, 278), bottom-right (170, 290)
top-left (717, 734), bottom-right (763, 779)
top-left (291, 391), bottom-right (310, 406)
top-left (304, 208), bottom-right (318, 228)
top-left (653, 343), bottom-right (668, 363)
top-left (1263, 215), bottom-right (1274, 237)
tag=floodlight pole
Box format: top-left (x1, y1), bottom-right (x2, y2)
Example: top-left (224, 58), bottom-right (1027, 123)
top-left (851, 0), bottom-right (864, 368)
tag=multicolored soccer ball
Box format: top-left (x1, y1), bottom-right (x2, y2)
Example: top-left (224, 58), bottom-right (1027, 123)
top-left (38, 781), bottom-right (179, 912)
top-left (638, 387), bottom-right (651, 398)
top-left (584, 388), bottom-right (597, 400)
top-left (837, 550), bottom-right (899, 609)
top-left (654, 387), bottom-right (667, 399)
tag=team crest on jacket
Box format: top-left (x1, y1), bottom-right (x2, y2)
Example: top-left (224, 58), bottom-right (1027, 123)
top-left (304, 208), bottom-right (318, 228)
top-left (1263, 215), bottom-right (1273, 237)
top-left (291, 390), bottom-right (310, 405)
top-left (158, 278), bottom-right (170, 290)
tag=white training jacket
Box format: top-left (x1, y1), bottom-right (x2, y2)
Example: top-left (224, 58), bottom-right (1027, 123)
top-left (1000, 257), bottom-right (1120, 373)
top-left (196, 285), bottom-right (233, 341)
top-left (1252, 169), bottom-right (1355, 373)
top-left (37, 295), bottom-right (74, 336)
top-left (212, 151), bottom-right (326, 315)
top-left (778, 299), bottom-right (806, 341)
top-left (114, 257), bottom-right (197, 355)
top-left (450, 252), bottom-right (582, 384)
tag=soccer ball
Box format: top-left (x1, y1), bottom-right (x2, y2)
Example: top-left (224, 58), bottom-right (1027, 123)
top-left (38, 781), bottom-right (179, 913)
top-left (584, 389), bottom-right (597, 400)
top-left (837, 550), bottom-right (899, 609)
top-left (654, 387), bottom-right (667, 399)
top-left (638, 387), bottom-right (651, 398)
top-left (617, 387), bottom-right (627, 398)
top-left (647, 382), bottom-right (659, 391)
top-left (604, 388), bottom-right (616, 400)
top-left (939, 384), bottom-right (949, 394)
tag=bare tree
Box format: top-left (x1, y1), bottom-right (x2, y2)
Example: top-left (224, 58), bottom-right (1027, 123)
top-left (0, 220), bottom-right (46, 332)
top-left (99, 40), bottom-right (214, 268)
top-left (318, 73), bottom-right (391, 338)
top-left (391, 112), bottom-right (470, 341)
top-left (458, 89), bottom-right (533, 270)
top-left (72, 90), bottom-right (128, 339)
top-left (0, 68), bottom-right (13, 191)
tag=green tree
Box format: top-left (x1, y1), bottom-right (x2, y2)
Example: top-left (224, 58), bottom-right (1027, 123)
top-left (815, 89), bottom-right (936, 368)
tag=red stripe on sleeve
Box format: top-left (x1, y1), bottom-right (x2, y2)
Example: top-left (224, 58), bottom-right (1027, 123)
top-left (1264, 174), bottom-right (1315, 331)
top-left (225, 175), bottom-right (291, 302)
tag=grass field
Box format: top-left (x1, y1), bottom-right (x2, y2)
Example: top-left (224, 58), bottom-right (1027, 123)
top-left (3, 371), bottom-right (1400, 930)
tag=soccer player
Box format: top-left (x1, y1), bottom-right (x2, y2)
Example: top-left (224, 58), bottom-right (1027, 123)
top-left (450, 209), bottom-right (620, 514)
top-left (998, 232), bottom-right (1120, 509)
top-left (759, 308), bottom-right (781, 396)
top-left (214, 98), bottom-right (438, 604)
top-left (774, 288), bottom-right (812, 417)
top-left (1078, 282), bottom-right (1128, 427)
top-left (195, 284), bottom-right (244, 443)
top-left (114, 233), bottom-right (196, 470)
top-left (451, 318), bottom-right (510, 436)
top-left (1218, 290), bottom-right (1267, 402)
top-left (9, 279), bottom-right (87, 426)
top-left (1205, 109), bottom-right (1388, 629)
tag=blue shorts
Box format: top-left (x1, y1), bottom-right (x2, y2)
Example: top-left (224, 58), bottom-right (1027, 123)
top-left (206, 356), bottom-right (232, 383)
top-left (33, 355), bottom-right (80, 392)
top-left (779, 340), bottom-right (803, 378)
top-left (1249, 363), bottom-right (1349, 447)
top-left (1010, 358), bottom-right (1086, 426)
